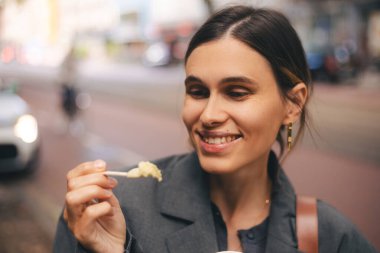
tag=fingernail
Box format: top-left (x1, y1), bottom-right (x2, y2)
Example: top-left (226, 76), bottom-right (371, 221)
top-left (108, 177), bottom-right (117, 186)
top-left (94, 160), bottom-right (105, 169)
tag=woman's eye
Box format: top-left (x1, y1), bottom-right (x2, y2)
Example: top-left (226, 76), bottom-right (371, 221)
top-left (186, 86), bottom-right (209, 98)
top-left (226, 88), bottom-right (252, 99)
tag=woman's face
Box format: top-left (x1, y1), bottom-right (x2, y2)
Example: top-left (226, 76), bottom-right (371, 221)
top-left (182, 37), bottom-right (290, 174)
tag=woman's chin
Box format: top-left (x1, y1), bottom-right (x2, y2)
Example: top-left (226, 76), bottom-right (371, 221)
top-left (198, 156), bottom-right (238, 175)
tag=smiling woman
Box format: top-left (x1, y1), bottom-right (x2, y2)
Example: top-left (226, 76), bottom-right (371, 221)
top-left (54, 5), bottom-right (377, 253)
top-left (183, 38), bottom-right (301, 177)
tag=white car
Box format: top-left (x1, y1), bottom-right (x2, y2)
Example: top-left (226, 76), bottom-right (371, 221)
top-left (0, 91), bottom-right (40, 173)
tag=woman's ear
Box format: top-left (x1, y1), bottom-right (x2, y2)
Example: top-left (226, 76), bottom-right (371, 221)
top-left (283, 82), bottom-right (308, 124)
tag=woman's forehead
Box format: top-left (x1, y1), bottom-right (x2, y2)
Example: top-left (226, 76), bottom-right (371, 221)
top-left (185, 37), bottom-right (273, 81)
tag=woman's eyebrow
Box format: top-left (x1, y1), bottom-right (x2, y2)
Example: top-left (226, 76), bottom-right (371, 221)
top-left (184, 75), bottom-right (258, 86)
top-left (220, 76), bottom-right (257, 85)
top-left (184, 75), bottom-right (203, 86)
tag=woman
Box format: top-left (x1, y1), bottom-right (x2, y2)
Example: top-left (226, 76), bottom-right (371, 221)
top-left (54, 6), bottom-right (377, 253)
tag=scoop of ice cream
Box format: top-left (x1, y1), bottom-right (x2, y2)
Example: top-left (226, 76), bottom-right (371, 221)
top-left (126, 161), bottom-right (162, 181)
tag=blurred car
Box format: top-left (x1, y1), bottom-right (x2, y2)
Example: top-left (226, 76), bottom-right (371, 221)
top-left (0, 91), bottom-right (40, 173)
top-left (307, 51), bottom-right (339, 83)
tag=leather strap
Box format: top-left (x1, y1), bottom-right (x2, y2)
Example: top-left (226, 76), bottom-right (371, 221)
top-left (296, 196), bottom-right (319, 253)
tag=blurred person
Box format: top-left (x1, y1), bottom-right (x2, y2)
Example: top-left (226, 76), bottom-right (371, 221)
top-left (60, 46), bottom-right (77, 85)
top-left (59, 46), bottom-right (84, 135)
top-left (61, 83), bottom-right (78, 119)
top-left (53, 6), bottom-right (377, 253)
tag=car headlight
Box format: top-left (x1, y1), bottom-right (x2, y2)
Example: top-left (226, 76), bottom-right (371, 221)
top-left (13, 114), bottom-right (38, 143)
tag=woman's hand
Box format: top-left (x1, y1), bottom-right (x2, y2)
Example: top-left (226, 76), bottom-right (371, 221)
top-left (64, 160), bottom-right (126, 253)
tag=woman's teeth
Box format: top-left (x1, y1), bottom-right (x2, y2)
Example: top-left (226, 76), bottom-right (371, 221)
top-left (203, 136), bottom-right (238, 144)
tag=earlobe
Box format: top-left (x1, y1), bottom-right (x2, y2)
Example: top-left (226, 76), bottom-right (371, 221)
top-left (283, 82), bottom-right (308, 124)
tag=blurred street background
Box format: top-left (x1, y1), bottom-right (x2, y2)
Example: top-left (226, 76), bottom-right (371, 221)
top-left (0, 0), bottom-right (379, 252)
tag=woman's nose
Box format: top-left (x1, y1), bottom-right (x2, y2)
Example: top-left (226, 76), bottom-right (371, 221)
top-left (199, 95), bottom-right (228, 127)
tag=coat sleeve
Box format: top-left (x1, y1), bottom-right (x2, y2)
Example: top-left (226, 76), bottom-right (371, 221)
top-left (53, 211), bottom-right (144, 253)
top-left (53, 213), bottom-right (88, 253)
top-left (317, 200), bottom-right (378, 253)
top-left (337, 226), bottom-right (379, 253)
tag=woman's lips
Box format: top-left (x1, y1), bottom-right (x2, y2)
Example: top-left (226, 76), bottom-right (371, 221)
top-left (196, 130), bottom-right (242, 153)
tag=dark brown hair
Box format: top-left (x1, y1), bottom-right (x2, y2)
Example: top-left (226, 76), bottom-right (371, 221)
top-left (185, 5), bottom-right (312, 157)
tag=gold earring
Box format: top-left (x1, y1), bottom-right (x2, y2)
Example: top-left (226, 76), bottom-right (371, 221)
top-left (287, 122), bottom-right (293, 151)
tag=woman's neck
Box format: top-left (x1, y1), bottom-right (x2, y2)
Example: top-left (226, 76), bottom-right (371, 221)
top-left (209, 155), bottom-right (272, 226)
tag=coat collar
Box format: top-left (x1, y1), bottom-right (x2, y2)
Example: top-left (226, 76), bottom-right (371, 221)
top-left (158, 152), bottom-right (218, 253)
top-left (158, 152), bottom-right (301, 253)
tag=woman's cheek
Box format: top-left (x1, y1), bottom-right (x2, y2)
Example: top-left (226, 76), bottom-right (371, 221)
top-left (182, 101), bottom-right (202, 131)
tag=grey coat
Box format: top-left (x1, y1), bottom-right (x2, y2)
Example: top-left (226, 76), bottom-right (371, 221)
top-left (54, 152), bottom-right (377, 253)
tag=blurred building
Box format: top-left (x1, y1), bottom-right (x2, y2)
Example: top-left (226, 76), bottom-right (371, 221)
top-left (298, 0), bottom-right (380, 81)
top-left (0, 0), bottom-right (119, 66)
top-left (0, 0), bottom-right (379, 73)
top-left (107, 0), bottom-right (209, 66)
top-left (0, 0), bottom-right (209, 66)
top-left (208, 0), bottom-right (380, 81)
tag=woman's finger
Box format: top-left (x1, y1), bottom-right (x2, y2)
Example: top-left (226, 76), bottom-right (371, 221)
top-left (67, 173), bottom-right (118, 191)
top-left (66, 185), bottom-right (113, 207)
top-left (67, 160), bottom-right (106, 181)
top-left (106, 191), bottom-right (121, 208)
top-left (72, 201), bottom-right (114, 246)
top-left (99, 192), bottom-right (122, 217)
top-left (81, 201), bottom-right (114, 224)
top-left (65, 185), bottom-right (113, 219)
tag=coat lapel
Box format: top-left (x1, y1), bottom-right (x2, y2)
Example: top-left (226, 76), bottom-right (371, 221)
top-left (265, 152), bottom-right (302, 253)
top-left (158, 153), bottom-right (218, 253)
top-left (165, 220), bottom-right (217, 253)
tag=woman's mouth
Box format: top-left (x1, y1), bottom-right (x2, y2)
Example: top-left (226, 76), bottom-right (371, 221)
top-left (202, 135), bottom-right (239, 144)
top-left (196, 131), bottom-right (242, 153)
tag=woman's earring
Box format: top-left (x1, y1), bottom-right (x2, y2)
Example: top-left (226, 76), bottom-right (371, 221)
top-left (287, 122), bottom-right (293, 151)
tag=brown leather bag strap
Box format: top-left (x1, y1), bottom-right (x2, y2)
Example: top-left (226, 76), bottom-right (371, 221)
top-left (296, 195), bottom-right (319, 253)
